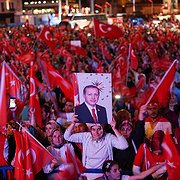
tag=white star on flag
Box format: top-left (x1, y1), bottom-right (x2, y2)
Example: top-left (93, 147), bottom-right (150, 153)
top-left (26, 168), bottom-right (32, 177)
top-left (10, 80), bottom-right (15, 86)
top-left (167, 160), bottom-right (176, 168)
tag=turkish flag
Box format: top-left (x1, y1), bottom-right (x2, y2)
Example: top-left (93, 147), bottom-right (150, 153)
top-left (145, 60), bottom-right (177, 108)
top-left (14, 50), bottom-right (35, 64)
top-left (29, 61), bottom-right (43, 128)
top-left (38, 26), bottom-right (56, 50)
top-left (162, 132), bottom-right (180, 180)
top-left (65, 146), bottom-right (86, 177)
top-left (41, 60), bottom-right (74, 102)
top-left (93, 18), bottom-right (123, 39)
top-left (129, 44), bottom-right (138, 70)
top-left (53, 47), bottom-right (72, 58)
top-left (70, 45), bottom-right (87, 57)
top-left (0, 62), bottom-right (8, 132)
top-left (0, 62), bottom-right (27, 132)
top-left (14, 129), bottom-right (54, 180)
top-left (72, 74), bottom-right (80, 106)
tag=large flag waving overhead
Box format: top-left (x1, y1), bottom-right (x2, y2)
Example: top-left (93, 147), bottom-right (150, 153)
top-left (145, 60), bottom-right (177, 108)
top-left (14, 129), bottom-right (53, 180)
top-left (41, 60), bottom-right (74, 102)
top-left (162, 132), bottom-right (180, 180)
top-left (93, 18), bottom-right (123, 39)
top-left (38, 26), bottom-right (56, 50)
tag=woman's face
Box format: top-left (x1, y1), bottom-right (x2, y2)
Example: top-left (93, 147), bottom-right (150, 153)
top-left (90, 125), bottom-right (104, 140)
top-left (45, 124), bottom-right (53, 137)
top-left (106, 164), bottom-right (121, 180)
top-left (52, 130), bottom-right (64, 146)
top-left (119, 122), bottom-right (132, 139)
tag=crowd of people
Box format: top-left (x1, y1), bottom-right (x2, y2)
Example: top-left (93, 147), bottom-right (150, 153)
top-left (0, 14), bottom-right (180, 180)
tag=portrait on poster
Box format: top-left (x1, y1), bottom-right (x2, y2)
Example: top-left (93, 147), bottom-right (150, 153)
top-left (73, 73), bottom-right (112, 124)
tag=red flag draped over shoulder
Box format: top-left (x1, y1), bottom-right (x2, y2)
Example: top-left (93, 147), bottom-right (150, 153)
top-left (38, 26), bottom-right (56, 50)
top-left (162, 132), bottom-right (180, 180)
top-left (41, 60), bottom-right (74, 102)
top-left (14, 129), bottom-right (53, 180)
top-left (93, 18), bottom-right (123, 39)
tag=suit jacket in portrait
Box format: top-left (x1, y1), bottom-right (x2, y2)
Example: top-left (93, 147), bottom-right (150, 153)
top-left (75, 102), bottom-right (108, 124)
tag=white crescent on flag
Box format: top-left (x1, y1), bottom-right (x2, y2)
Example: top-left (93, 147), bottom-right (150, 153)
top-left (131, 49), bottom-right (136, 58)
top-left (30, 77), bottom-right (36, 97)
top-left (45, 31), bottom-right (50, 41)
top-left (99, 24), bottom-right (112, 33)
top-left (18, 150), bottom-right (25, 164)
top-left (26, 148), bottom-right (36, 164)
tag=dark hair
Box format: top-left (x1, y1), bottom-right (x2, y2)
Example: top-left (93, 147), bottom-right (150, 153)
top-left (102, 160), bottom-right (118, 174)
top-left (83, 85), bottom-right (100, 95)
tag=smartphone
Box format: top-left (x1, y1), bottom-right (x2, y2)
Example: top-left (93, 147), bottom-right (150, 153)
top-left (9, 98), bottom-right (16, 109)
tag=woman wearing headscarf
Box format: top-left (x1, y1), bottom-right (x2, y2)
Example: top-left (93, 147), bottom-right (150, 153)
top-left (113, 107), bottom-right (145, 171)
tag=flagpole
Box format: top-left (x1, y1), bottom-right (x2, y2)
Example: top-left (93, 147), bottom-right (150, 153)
top-left (145, 60), bottom-right (177, 106)
top-left (126, 43), bottom-right (131, 86)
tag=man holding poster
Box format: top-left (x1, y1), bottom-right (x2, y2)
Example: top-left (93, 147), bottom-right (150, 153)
top-left (75, 85), bottom-right (108, 124)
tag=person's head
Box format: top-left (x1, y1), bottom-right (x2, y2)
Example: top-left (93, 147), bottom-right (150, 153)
top-left (102, 160), bottom-right (121, 180)
top-left (41, 105), bottom-right (50, 120)
top-left (51, 128), bottom-right (64, 147)
top-left (150, 130), bottom-right (164, 154)
top-left (6, 120), bottom-right (19, 136)
top-left (115, 109), bottom-right (133, 139)
top-left (45, 121), bottom-right (60, 138)
top-left (146, 101), bottom-right (159, 119)
top-left (119, 120), bottom-right (133, 139)
top-left (72, 123), bottom-right (88, 134)
top-left (88, 123), bottom-right (104, 141)
top-left (83, 85), bottom-right (100, 107)
top-left (64, 101), bottom-right (74, 112)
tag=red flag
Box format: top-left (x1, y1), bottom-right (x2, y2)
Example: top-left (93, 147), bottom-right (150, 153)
top-left (0, 62), bottom-right (8, 132)
top-left (129, 44), bottom-right (138, 70)
top-left (53, 47), bottom-right (72, 58)
top-left (70, 45), bottom-right (87, 57)
top-left (41, 61), bottom-right (74, 102)
top-left (29, 61), bottom-right (43, 128)
top-left (93, 18), bottom-right (123, 39)
top-left (146, 60), bottom-right (177, 108)
top-left (0, 62), bottom-right (27, 132)
top-left (65, 146), bottom-right (86, 177)
top-left (38, 26), bottom-right (56, 50)
top-left (72, 74), bottom-right (80, 106)
top-left (15, 50), bottom-right (35, 64)
top-left (14, 130), bottom-right (53, 180)
top-left (162, 132), bottom-right (180, 180)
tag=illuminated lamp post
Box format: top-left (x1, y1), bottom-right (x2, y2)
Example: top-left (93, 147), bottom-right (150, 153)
top-left (58, 0), bottom-right (62, 22)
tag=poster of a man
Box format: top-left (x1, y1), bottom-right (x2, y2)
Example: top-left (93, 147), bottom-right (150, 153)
top-left (73, 73), bottom-right (112, 124)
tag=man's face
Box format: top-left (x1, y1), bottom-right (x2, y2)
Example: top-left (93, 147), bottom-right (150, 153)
top-left (146, 103), bottom-right (159, 119)
top-left (90, 125), bottom-right (104, 140)
top-left (84, 87), bottom-right (99, 107)
top-left (64, 101), bottom-right (74, 112)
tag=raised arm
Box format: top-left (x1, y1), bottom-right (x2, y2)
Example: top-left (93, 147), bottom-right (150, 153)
top-left (129, 162), bottom-right (166, 180)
